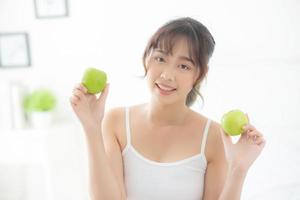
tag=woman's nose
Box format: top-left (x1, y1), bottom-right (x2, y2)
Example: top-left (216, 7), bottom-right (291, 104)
top-left (160, 68), bottom-right (175, 81)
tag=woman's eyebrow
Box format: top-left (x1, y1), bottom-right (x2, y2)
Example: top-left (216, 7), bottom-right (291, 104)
top-left (154, 49), bottom-right (167, 54)
top-left (153, 49), bottom-right (195, 65)
top-left (178, 56), bottom-right (194, 65)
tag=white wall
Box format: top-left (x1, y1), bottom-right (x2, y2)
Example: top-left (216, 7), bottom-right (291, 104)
top-left (0, 0), bottom-right (300, 199)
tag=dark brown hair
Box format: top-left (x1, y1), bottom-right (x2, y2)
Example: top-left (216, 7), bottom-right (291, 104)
top-left (142, 17), bottom-right (215, 107)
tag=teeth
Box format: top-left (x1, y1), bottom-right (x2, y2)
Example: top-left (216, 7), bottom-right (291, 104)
top-left (157, 84), bottom-right (175, 91)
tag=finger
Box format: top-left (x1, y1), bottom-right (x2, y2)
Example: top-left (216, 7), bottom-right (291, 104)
top-left (246, 113), bottom-right (250, 123)
top-left (69, 96), bottom-right (79, 106)
top-left (79, 83), bottom-right (88, 93)
top-left (247, 130), bottom-right (264, 138)
top-left (74, 83), bottom-right (87, 94)
top-left (254, 137), bottom-right (266, 148)
top-left (71, 95), bottom-right (80, 102)
top-left (74, 87), bottom-right (97, 100)
top-left (98, 83), bottom-right (110, 102)
top-left (73, 87), bottom-right (82, 95)
top-left (73, 83), bottom-right (86, 95)
top-left (220, 128), bottom-right (233, 146)
top-left (243, 124), bottom-right (256, 132)
top-left (73, 89), bottom-right (84, 99)
top-left (74, 83), bottom-right (82, 91)
top-left (254, 137), bottom-right (265, 145)
top-left (259, 139), bottom-right (266, 148)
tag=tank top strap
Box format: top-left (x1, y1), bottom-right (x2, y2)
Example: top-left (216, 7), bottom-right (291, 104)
top-left (125, 107), bottom-right (131, 146)
top-left (200, 119), bottom-right (211, 155)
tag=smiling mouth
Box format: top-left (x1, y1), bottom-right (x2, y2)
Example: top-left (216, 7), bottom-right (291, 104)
top-left (155, 83), bottom-right (177, 93)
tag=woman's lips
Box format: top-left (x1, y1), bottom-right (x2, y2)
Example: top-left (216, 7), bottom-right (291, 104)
top-left (155, 83), bottom-right (176, 95)
top-left (156, 83), bottom-right (176, 91)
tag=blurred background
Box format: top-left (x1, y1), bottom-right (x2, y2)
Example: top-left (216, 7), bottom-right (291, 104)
top-left (0, 0), bottom-right (299, 199)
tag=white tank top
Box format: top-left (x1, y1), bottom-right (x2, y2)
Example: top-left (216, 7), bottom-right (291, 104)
top-left (122, 107), bottom-right (211, 200)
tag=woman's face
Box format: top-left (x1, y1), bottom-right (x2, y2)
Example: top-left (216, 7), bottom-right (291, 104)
top-left (145, 37), bottom-right (200, 105)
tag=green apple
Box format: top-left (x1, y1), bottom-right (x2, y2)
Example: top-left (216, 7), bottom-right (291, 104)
top-left (221, 109), bottom-right (249, 136)
top-left (81, 67), bottom-right (107, 94)
top-left (24, 89), bottom-right (56, 112)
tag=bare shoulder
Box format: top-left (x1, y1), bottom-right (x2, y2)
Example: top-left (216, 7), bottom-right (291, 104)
top-left (206, 119), bottom-right (224, 163)
top-left (103, 106), bottom-right (124, 124)
top-left (102, 106), bottom-right (126, 138)
top-left (103, 105), bottom-right (143, 148)
top-left (190, 110), bottom-right (223, 163)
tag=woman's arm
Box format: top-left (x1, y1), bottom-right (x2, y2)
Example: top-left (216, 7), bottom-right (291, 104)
top-left (202, 121), bottom-right (266, 200)
top-left (202, 122), bottom-right (228, 199)
top-left (84, 124), bottom-right (123, 200)
top-left (70, 84), bottom-right (124, 200)
top-left (101, 107), bottom-right (127, 200)
top-left (218, 166), bottom-right (247, 200)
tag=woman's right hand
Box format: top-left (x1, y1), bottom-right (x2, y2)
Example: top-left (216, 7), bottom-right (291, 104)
top-left (69, 83), bottom-right (110, 130)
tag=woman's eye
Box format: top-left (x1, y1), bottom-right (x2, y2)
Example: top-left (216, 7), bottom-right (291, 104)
top-left (154, 57), bottom-right (165, 63)
top-left (179, 64), bottom-right (190, 70)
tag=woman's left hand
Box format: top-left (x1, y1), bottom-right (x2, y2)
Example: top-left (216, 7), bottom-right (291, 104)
top-left (220, 115), bottom-right (266, 172)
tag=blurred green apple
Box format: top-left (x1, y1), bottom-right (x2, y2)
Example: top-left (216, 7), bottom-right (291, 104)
top-left (23, 89), bottom-right (56, 112)
top-left (221, 109), bottom-right (249, 136)
top-left (81, 67), bottom-right (107, 94)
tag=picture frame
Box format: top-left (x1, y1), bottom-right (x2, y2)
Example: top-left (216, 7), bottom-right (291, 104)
top-left (0, 33), bottom-right (31, 68)
top-left (34, 0), bottom-right (69, 19)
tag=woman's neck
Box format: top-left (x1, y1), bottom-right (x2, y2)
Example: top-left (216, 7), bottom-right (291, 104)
top-left (144, 101), bottom-right (190, 127)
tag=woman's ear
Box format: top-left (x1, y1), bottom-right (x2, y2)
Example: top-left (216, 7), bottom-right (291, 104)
top-left (193, 71), bottom-right (201, 85)
top-left (144, 68), bottom-right (148, 77)
top-left (145, 56), bottom-right (150, 68)
top-left (144, 48), bottom-right (153, 67)
top-left (194, 67), bottom-right (201, 82)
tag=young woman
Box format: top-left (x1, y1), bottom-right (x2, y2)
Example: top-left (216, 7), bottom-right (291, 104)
top-left (70, 17), bottom-right (266, 200)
